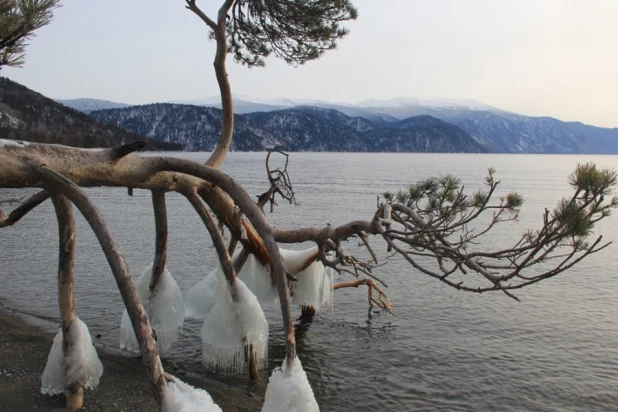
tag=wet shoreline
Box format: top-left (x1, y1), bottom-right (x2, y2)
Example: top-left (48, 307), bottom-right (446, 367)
top-left (0, 307), bottom-right (262, 411)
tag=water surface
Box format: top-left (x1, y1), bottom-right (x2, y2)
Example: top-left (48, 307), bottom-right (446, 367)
top-left (1, 152), bottom-right (618, 411)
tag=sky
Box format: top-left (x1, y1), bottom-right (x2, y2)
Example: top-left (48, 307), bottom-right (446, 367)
top-left (4, 0), bottom-right (618, 127)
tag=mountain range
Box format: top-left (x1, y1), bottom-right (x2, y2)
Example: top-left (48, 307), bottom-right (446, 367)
top-left (3, 77), bottom-right (618, 154)
top-left (89, 103), bottom-right (484, 153)
top-left (87, 96), bottom-right (618, 154)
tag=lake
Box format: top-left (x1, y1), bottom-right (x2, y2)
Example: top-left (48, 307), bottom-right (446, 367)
top-left (1, 152), bottom-right (618, 411)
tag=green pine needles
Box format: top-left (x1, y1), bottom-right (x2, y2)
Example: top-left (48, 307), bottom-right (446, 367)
top-left (227, 0), bottom-right (358, 67)
top-left (378, 164), bottom-right (617, 299)
top-left (0, 0), bottom-right (60, 69)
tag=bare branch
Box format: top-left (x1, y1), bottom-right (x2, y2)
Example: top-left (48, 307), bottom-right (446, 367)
top-left (334, 278), bottom-right (394, 315)
top-left (0, 190), bottom-right (49, 227)
top-left (257, 150), bottom-right (297, 212)
top-left (184, 0), bottom-right (216, 29)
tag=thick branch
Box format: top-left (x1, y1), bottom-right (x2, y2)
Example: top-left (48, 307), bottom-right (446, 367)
top-left (149, 190), bottom-right (168, 294)
top-left (274, 220), bottom-right (380, 244)
top-left (0, 142), bottom-right (271, 268)
top-left (186, 0), bottom-right (234, 168)
top-left (51, 194), bottom-right (82, 408)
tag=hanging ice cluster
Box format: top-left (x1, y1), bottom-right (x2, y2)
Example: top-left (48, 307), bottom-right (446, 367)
top-left (185, 268), bottom-right (219, 319)
top-left (280, 248), bottom-right (333, 309)
top-left (201, 266), bottom-right (269, 375)
top-left (41, 317), bottom-right (104, 396)
top-left (236, 252), bottom-right (279, 306)
top-left (262, 356), bottom-right (320, 412)
top-left (120, 264), bottom-right (185, 357)
top-left (163, 376), bottom-right (223, 412)
top-left (186, 246), bottom-right (332, 320)
top-left (186, 251), bottom-right (277, 320)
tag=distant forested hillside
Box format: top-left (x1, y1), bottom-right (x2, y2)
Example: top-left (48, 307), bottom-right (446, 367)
top-left (0, 77), bottom-right (181, 150)
top-left (91, 103), bottom-right (484, 153)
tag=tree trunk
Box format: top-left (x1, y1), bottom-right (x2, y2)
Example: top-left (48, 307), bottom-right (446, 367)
top-left (206, 25), bottom-right (233, 168)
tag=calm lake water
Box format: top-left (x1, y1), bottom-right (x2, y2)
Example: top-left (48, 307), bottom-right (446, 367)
top-left (2, 152), bottom-right (618, 411)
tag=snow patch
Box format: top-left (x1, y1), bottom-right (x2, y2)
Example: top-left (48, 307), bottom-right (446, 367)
top-left (262, 356), bottom-right (319, 412)
top-left (120, 265), bottom-right (184, 357)
top-left (163, 376), bottom-right (222, 412)
top-left (0, 139), bottom-right (28, 147)
top-left (201, 267), bottom-right (268, 375)
top-left (41, 317), bottom-right (104, 396)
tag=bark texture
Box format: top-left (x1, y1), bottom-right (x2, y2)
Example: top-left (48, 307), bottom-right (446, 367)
top-left (51, 195), bottom-right (83, 409)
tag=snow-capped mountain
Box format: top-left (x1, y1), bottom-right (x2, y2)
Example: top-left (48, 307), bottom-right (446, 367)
top-left (40, 88), bottom-right (618, 154)
top-left (56, 98), bottom-right (130, 113)
top-left (357, 97), bottom-right (494, 110)
top-left (91, 104), bottom-right (484, 153)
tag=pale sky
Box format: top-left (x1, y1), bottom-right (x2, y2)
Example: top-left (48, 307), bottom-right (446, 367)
top-left (4, 0), bottom-right (618, 127)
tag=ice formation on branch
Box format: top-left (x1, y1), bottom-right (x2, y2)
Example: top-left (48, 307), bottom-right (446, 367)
top-left (280, 248), bottom-right (333, 309)
top-left (163, 375), bottom-right (223, 412)
top-left (201, 266), bottom-right (268, 375)
top-left (120, 264), bottom-right (185, 356)
top-left (41, 317), bottom-right (104, 396)
top-left (237, 251), bottom-right (279, 306)
top-left (262, 356), bottom-right (320, 412)
top-left (185, 268), bottom-right (219, 319)
top-left (186, 251), bottom-right (278, 320)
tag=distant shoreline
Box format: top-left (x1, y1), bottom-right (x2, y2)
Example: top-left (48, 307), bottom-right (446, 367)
top-left (0, 307), bottom-right (261, 411)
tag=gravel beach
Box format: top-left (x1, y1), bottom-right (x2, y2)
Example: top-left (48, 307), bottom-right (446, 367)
top-left (0, 308), bottom-right (262, 412)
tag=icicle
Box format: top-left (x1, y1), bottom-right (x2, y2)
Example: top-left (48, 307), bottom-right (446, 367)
top-left (120, 264), bottom-right (185, 357)
top-left (236, 251), bottom-right (279, 306)
top-left (201, 266), bottom-right (268, 375)
top-left (163, 375), bottom-right (223, 412)
top-left (41, 317), bottom-right (104, 396)
top-left (185, 268), bottom-right (219, 319)
top-left (280, 248), bottom-right (333, 309)
top-left (262, 356), bottom-right (320, 412)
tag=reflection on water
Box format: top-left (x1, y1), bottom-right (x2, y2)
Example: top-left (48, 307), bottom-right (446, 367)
top-left (2, 152), bottom-right (618, 411)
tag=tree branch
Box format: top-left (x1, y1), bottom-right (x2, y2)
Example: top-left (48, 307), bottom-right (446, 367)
top-left (50, 194), bottom-right (84, 409)
top-left (149, 190), bottom-right (168, 294)
top-left (333, 278), bottom-right (394, 315)
top-left (34, 165), bottom-right (168, 407)
top-left (0, 190), bottom-right (50, 227)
